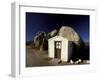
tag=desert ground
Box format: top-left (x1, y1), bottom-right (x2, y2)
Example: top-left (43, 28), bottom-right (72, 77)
top-left (26, 45), bottom-right (89, 67)
top-left (26, 46), bottom-right (67, 67)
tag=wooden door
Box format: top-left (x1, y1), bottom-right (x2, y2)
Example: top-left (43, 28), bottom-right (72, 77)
top-left (55, 41), bottom-right (62, 59)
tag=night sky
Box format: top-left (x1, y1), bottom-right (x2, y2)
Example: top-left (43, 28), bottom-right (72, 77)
top-left (26, 12), bottom-right (89, 42)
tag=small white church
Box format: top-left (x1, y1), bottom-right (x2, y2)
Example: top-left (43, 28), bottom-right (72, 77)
top-left (48, 36), bottom-right (73, 62)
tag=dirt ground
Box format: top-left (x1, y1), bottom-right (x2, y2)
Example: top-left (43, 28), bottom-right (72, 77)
top-left (26, 46), bottom-right (67, 67)
top-left (26, 46), bottom-right (89, 67)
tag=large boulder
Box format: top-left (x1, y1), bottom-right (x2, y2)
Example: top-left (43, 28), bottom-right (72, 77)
top-left (58, 26), bottom-right (85, 60)
top-left (49, 29), bottom-right (57, 37)
top-left (58, 26), bottom-right (80, 45)
top-left (32, 32), bottom-right (48, 50)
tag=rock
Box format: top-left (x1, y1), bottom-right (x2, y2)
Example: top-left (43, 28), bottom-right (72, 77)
top-left (32, 32), bottom-right (48, 50)
top-left (74, 59), bottom-right (82, 64)
top-left (70, 60), bottom-right (74, 64)
top-left (58, 26), bottom-right (86, 60)
top-left (49, 29), bottom-right (58, 37)
top-left (58, 26), bottom-right (80, 45)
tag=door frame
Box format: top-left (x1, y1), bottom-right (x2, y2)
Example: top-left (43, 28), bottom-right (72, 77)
top-left (54, 41), bottom-right (62, 59)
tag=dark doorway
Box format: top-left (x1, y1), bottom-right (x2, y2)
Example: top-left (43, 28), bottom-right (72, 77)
top-left (55, 41), bottom-right (62, 59)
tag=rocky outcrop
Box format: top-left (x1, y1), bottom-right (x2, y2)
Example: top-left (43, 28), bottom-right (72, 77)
top-left (57, 26), bottom-right (86, 60)
top-left (48, 29), bottom-right (58, 39)
top-left (31, 32), bottom-right (48, 51)
top-left (58, 26), bottom-right (80, 45)
top-left (30, 26), bottom-right (88, 60)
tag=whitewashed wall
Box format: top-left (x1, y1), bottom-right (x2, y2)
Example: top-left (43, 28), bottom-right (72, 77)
top-left (61, 39), bottom-right (68, 61)
top-left (48, 36), bottom-right (69, 61)
top-left (48, 39), bottom-right (55, 58)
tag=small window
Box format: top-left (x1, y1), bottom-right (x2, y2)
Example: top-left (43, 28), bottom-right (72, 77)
top-left (58, 45), bottom-right (61, 49)
top-left (56, 45), bottom-right (59, 48)
top-left (56, 42), bottom-right (59, 45)
top-left (55, 41), bottom-right (61, 49)
top-left (59, 42), bottom-right (61, 45)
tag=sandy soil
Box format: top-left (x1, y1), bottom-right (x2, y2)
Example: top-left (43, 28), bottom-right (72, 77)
top-left (26, 46), bottom-right (68, 67)
top-left (26, 46), bottom-right (89, 67)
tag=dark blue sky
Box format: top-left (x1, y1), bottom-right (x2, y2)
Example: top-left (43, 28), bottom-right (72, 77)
top-left (26, 12), bottom-right (89, 42)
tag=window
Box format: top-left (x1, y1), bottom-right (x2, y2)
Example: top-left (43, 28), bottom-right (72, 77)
top-left (56, 41), bottom-right (61, 49)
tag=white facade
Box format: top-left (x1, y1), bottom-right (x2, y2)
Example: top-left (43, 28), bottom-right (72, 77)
top-left (48, 36), bottom-right (72, 61)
